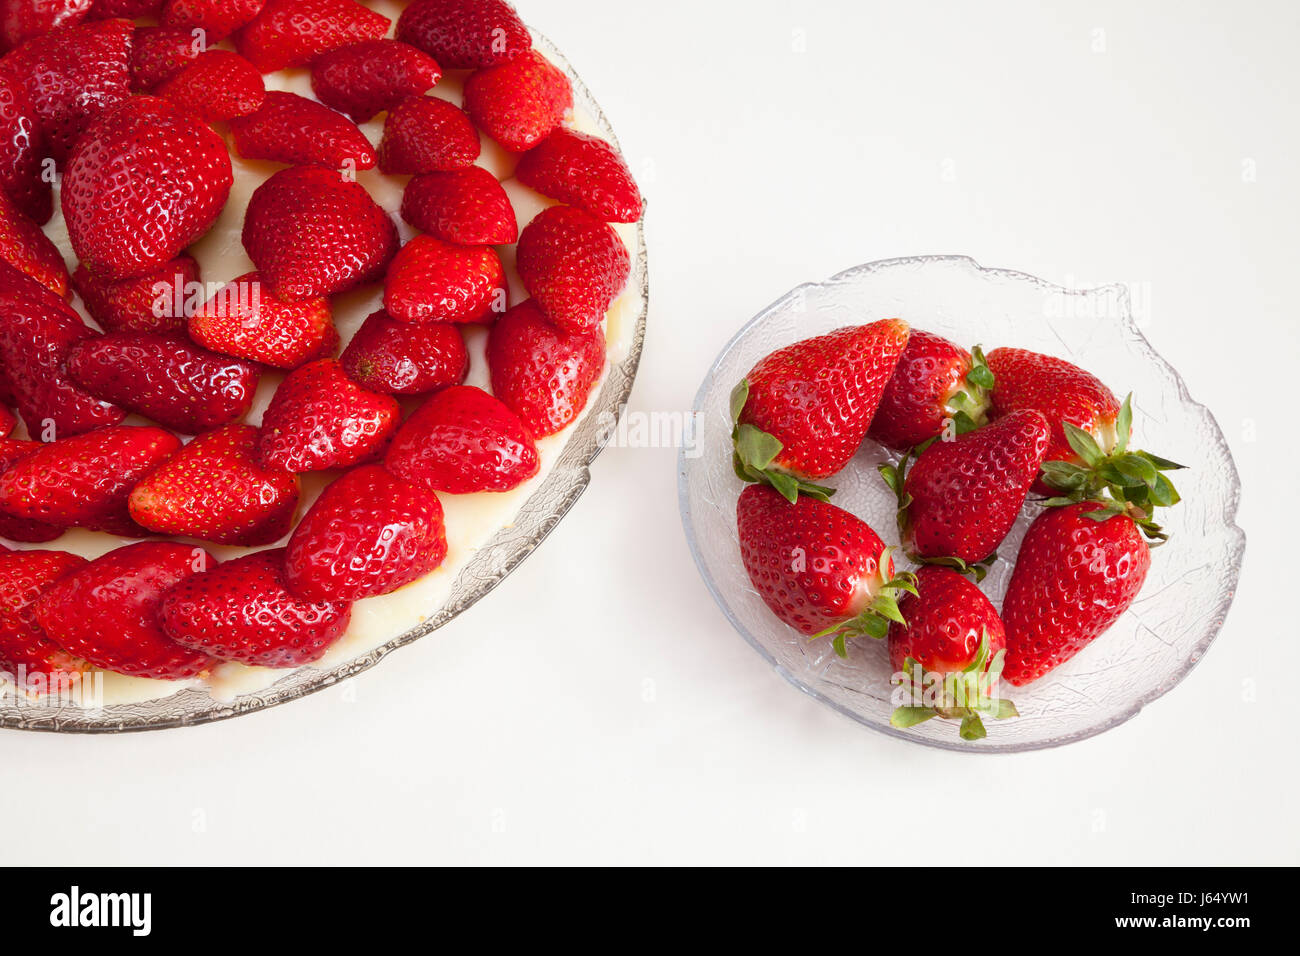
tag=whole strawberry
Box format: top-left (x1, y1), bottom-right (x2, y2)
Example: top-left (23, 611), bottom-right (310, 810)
top-left (1, 1), bottom-right (93, 54)
top-left (463, 48), bottom-right (572, 152)
top-left (400, 167), bottom-right (517, 245)
top-left (340, 308), bottom-right (467, 395)
top-left (887, 565), bottom-right (1017, 740)
top-left (0, 64), bottom-right (52, 223)
top-left (160, 548), bottom-right (351, 668)
top-left (188, 271), bottom-right (338, 370)
top-left (0, 548), bottom-right (87, 693)
top-left (486, 298), bottom-right (605, 437)
top-left (0, 438), bottom-right (63, 542)
top-left (242, 165), bottom-right (398, 302)
top-left (235, 0), bottom-right (390, 72)
top-left (62, 95), bottom-right (233, 280)
top-left (311, 39), bottom-right (442, 124)
top-left (377, 94), bottom-right (479, 174)
top-left (384, 235), bottom-right (507, 325)
top-left (159, 0), bottom-right (265, 43)
top-left (257, 359), bottom-right (401, 473)
top-left (516, 205), bottom-right (630, 334)
top-left (736, 483), bottom-right (917, 657)
top-left (0, 187), bottom-right (70, 298)
top-left (68, 331), bottom-right (260, 434)
top-left (868, 333), bottom-right (994, 451)
top-left (396, 0), bottom-right (531, 70)
top-left (34, 541), bottom-right (217, 680)
top-left (879, 408), bottom-right (1051, 572)
top-left (732, 319), bottom-right (910, 500)
top-left (129, 25), bottom-right (205, 92)
top-left (386, 385), bottom-right (539, 494)
top-left (284, 464), bottom-right (448, 602)
top-left (128, 423), bottom-right (299, 545)
top-left (72, 254), bottom-right (200, 334)
top-left (155, 48), bottom-right (265, 123)
top-left (230, 91), bottom-right (377, 171)
top-left (516, 128), bottom-right (644, 223)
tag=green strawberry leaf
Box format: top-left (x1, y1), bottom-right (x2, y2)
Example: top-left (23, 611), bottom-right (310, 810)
top-left (1137, 450), bottom-right (1187, 471)
top-left (734, 423), bottom-right (782, 471)
top-left (959, 713), bottom-right (988, 741)
top-left (729, 379), bottom-right (750, 424)
top-left (1114, 393), bottom-right (1133, 455)
top-left (1063, 421), bottom-right (1105, 467)
top-left (890, 707), bottom-right (937, 730)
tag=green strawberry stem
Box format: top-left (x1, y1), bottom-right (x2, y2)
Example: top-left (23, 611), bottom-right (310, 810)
top-left (1039, 393), bottom-right (1186, 542)
top-left (944, 344), bottom-right (995, 436)
top-left (811, 548), bottom-right (918, 658)
top-left (877, 455), bottom-right (996, 581)
top-left (729, 379), bottom-right (836, 504)
top-left (890, 630), bottom-right (1019, 741)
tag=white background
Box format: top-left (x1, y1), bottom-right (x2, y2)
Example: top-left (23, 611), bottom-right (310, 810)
top-left (6, 0), bottom-right (1297, 865)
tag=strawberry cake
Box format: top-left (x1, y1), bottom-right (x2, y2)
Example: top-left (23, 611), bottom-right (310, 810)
top-left (0, 0), bottom-right (646, 720)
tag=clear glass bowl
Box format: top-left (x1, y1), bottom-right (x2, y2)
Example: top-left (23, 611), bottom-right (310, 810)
top-left (1, 32), bottom-right (648, 734)
top-left (679, 255), bottom-right (1244, 753)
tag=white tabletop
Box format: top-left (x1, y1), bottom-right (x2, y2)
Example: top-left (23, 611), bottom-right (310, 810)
top-left (6, 0), bottom-right (1295, 865)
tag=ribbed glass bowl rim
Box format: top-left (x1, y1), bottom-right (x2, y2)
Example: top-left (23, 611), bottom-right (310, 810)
top-left (677, 254), bottom-right (1245, 754)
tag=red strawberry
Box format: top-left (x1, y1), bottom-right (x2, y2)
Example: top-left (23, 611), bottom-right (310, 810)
top-left (376, 94), bottom-right (479, 175)
top-left (62, 95), bottom-right (232, 280)
top-left (732, 319), bottom-right (910, 499)
top-left (0, 188), bottom-right (69, 298)
top-left (67, 331), bottom-right (259, 434)
top-left (72, 254), bottom-right (199, 334)
top-left (160, 547), bottom-right (351, 667)
top-left (160, 0), bottom-right (264, 43)
top-left (515, 205), bottom-right (629, 334)
top-left (463, 49), bottom-right (570, 152)
top-left (0, 367), bottom-right (12, 405)
top-left (4, 17), bottom-right (133, 166)
top-left (867, 333), bottom-right (994, 451)
top-left (386, 384), bottom-right (539, 494)
top-left (340, 308), bottom-right (467, 395)
top-left (257, 358), bottom-right (400, 473)
top-left (155, 49), bottom-right (264, 123)
top-left (886, 565), bottom-right (1017, 740)
top-left (91, 0), bottom-right (164, 16)
top-left (188, 271), bottom-right (337, 370)
top-left (0, 425), bottom-right (179, 531)
top-left (516, 128), bottom-right (643, 223)
top-left (0, 404), bottom-right (13, 436)
top-left (400, 166), bottom-right (516, 245)
top-left (0, 63), bottom-right (52, 223)
top-left (229, 91), bottom-right (376, 171)
top-left (234, 0), bottom-right (389, 73)
top-left (486, 298), bottom-right (605, 437)
top-left (0, 0), bottom-right (92, 54)
top-left (879, 409), bottom-right (1051, 571)
top-left (284, 464), bottom-right (447, 602)
top-left (34, 541), bottom-right (217, 679)
top-left (396, 0), bottom-right (530, 70)
top-left (736, 483), bottom-right (916, 657)
top-left (242, 165), bottom-right (398, 301)
top-left (0, 263), bottom-right (124, 437)
top-left (0, 548), bottom-right (87, 692)
top-left (384, 234), bottom-right (506, 325)
top-left (311, 39), bottom-right (442, 124)
top-left (0, 437), bottom-right (63, 541)
top-left (1002, 502), bottom-right (1153, 686)
top-left (128, 422), bottom-right (298, 545)
top-left (129, 25), bottom-right (204, 91)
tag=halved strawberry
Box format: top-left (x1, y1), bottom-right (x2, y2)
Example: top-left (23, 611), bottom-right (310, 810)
top-left (0, 548), bottom-right (88, 693)
top-left (867, 333), bottom-right (994, 452)
top-left (340, 308), bottom-right (467, 395)
top-left (515, 205), bottom-right (629, 333)
top-left (516, 128), bottom-right (643, 223)
top-left (376, 94), bottom-right (479, 175)
top-left (129, 422), bottom-right (298, 545)
top-left (0, 438), bottom-right (63, 541)
top-left (62, 95), bottom-right (233, 280)
top-left (0, 0), bottom-right (93, 55)
top-left (4, 17), bottom-right (133, 166)
top-left (463, 49), bottom-right (570, 152)
top-left (188, 271), bottom-right (338, 370)
top-left (0, 63), bottom-right (52, 223)
top-left (257, 359), bottom-right (401, 473)
top-left (0, 425), bottom-right (179, 531)
top-left (0, 263), bottom-right (124, 437)
top-left (68, 331), bottom-right (260, 434)
top-left (0, 188), bottom-right (70, 298)
top-left (156, 49), bottom-right (265, 123)
top-left (229, 91), bottom-right (377, 171)
top-left (72, 254), bottom-right (199, 334)
top-left (34, 541), bottom-right (217, 679)
top-left (486, 298), bottom-right (605, 438)
top-left (386, 384), bottom-right (539, 494)
top-left (234, 0), bottom-right (389, 72)
top-left (159, 0), bottom-right (264, 43)
top-left (284, 464), bottom-right (447, 602)
top-left (160, 547), bottom-right (351, 667)
top-left (129, 25), bottom-right (204, 91)
top-left (384, 235), bottom-right (506, 325)
top-left (396, 0), bottom-right (531, 70)
top-left (311, 39), bottom-right (442, 124)
top-left (242, 165), bottom-right (398, 301)
top-left (401, 166), bottom-right (517, 245)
